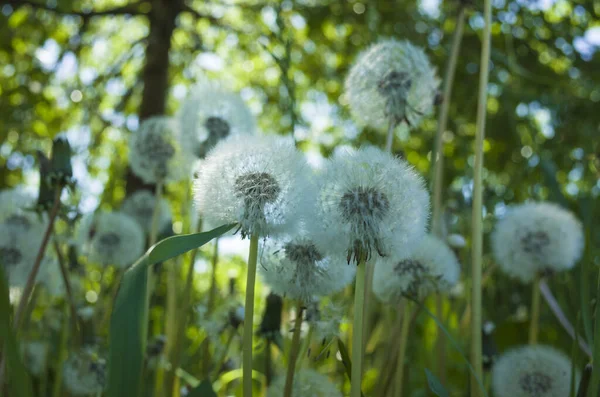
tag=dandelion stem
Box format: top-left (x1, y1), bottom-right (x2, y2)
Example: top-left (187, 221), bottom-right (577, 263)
top-left (53, 238), bottom-right (81, 346)
top-left (351, 263), bottom-right (366, 397)
top-left (203, 239), bottom-right (220, 376)
top-left (470, 0), bottom-right (492, 393)
top-left (283, 301), bottom-right (304, 397)
top-left (588, 270), bottom-right (600, 397)
top-left (243, 234), bottom-right (259, 397)
top-left (529, 274), bottom-right (541, 344)
top-left (385, 120), bottom-right (395, 153)
top-left (14, 187), bottom-right (62, 331)
top-left (395, 301), bottom-right (413, 397)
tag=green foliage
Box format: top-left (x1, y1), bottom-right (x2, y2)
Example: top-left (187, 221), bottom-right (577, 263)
top-left (424, 368), bottom-right (449, 397)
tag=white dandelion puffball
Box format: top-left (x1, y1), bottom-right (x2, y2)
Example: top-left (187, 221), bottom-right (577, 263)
top-left (259, 235), bottom-right (356, 303)
top-left (492, 345), bottom-right (577, 397)
top-left (267, 369), bottom-right (342, 397)
top-left (179, 81), bottom-right (256, 159)
top-left (63, 350), bottom-right (106, 396)
top-left (0, 188), bottom-right (46, 233)
top-left (121, 190), bottom-right (172, 234)
top-left (76, 211), bottom-right (145, 268)
top-left (306, 299), bottom-right (346, 342)
top-left (308, 146), bottom-right (429, 263)
top-left (193, 135), bottom-right (312, 238)
top-left (0, 225), bottom-right (43, 288)
top-left (22, 341), bottom-right (48, 377)
top-left (345, 39), bottom-right (439, 133)
top-left (129, 116), bottom-right (189, 184)
top-left (491, 202), bottom-right (584, 283)
top-left (373, 234), bottom-right (460, 303)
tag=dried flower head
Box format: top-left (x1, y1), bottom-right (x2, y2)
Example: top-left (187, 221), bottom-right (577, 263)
top-left (267, 369), bottom-right (342, 397)
top-left (129, 116), bottom-right (189, 184)
top-left (308, 146), bottom-right (429, 264)
top-left (179, 82), bottom-right (256, 158)
top-left (259, 235), bottom-right (355, 303)
top-left (76, 211), bottom-right (145, 268)
top-left (121, 190), bottom-right (172, 234)
top-left (491, 202), bottom-right (584, 283)
top-left (345, 39), bottom-right (439, 133)
top-left (63, 349), bottom-right (106, 396)
top-left (492, 345), bottom-right (577, 397)
top-left (373, 234), bottom-right (460, 303)
top-left (193, 135), bottom-right (312, 238)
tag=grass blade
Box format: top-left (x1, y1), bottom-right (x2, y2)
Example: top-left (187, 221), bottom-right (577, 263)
top-left (425, 368), bottom-right (450, 397)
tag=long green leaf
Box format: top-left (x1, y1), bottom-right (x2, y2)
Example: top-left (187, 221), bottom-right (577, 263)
top-left (425, 368), bottom-right (449, 397)
top-left (107, 224), bottom-right (236, 397)
top-left (0, 267), bottom-right (33, 397)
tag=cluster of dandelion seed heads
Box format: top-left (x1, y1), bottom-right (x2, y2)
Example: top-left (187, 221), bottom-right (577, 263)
top-left (193, 135), bottom-right (312, 238)
top-left (178, 81), bottom-right (256, 159)
top-left (492, 345), bottom-right (576, 397)
top-left (129, 116), bottom-right (189, 184)
top-left (63, 350), bottom-right (106, 396)
top-left (121, 190), bottom-right (172, 234)
top-left (373, 234), bottom-right (460, 303)
top-left (344, 39), bottom-right (439, 133)
top-left (267, 369), bottom-right (342, 397)
top-left (308, 146), bottom-right (429, 264)
top-left (491, 202), bottom-right (584, 283)
top-left (76, 211), bottom-right (145, 268)
top-left (259, 236), bottom-right (356, 303)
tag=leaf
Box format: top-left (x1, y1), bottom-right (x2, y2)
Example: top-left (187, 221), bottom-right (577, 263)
top-left (336, 338), bottom-right (365, 397)
top-left (187, 380), bottom-right (218, 397)
top-left (107, 224), bottom-right (236, 397)
top-left (0, 267), bottom-right (33, 397)
top-left (424, 368), bottom-right (449, 397)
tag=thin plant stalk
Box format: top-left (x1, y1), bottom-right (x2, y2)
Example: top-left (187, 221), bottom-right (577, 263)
top-left (14, 188), bottom-right (62, 330)
top-left (212, 328), bottom-right (237, 382)
top-left (243, 235), bottom-right (260, 397)
top-left (431, 7), bottom-right (466, 380)
top-left (529, 274), bottom-right (541, 344)
top-left (202, 239), bottom-right (220, 376)
top-left (351, 263), bottom-right (366, 397)
top-left (470, 0), bottom-right (492, 393)
top-left (53, 238), bottom-right (81, 345)
top-left (265, 339), bottom-right (273, 386)
top-left (395, 301), bottom-right (413, 397)
top-left (588, 271), bottom-right (600, 397)
top-left (385, 121), bottom-right (395, 153)
top-left (283, 302), bottom-right (305, 397)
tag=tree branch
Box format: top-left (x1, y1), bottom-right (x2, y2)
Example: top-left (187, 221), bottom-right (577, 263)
top-left (4, 0), bottom-right (149, 17)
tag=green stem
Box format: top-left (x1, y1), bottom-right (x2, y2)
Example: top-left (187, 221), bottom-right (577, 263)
top-left (395, 302), bottom-right (413, 397)
top-left (212, 328), bottom-right (236, 382)
top-left (385, 120), bottom-right (395, 153)
top-left (283, 302), bottom-right (304, 397)
top-left (202, 239), bottom-right (220, 376)
top-left (265, 339), bottom-right (273, 386)
top-left (351, 264), bottom-right (366, 397)
top-left (53, 238), bottom-right (81, 346)
top-left (243, 235), bottom-right (259, 397)
top-left (470, 0), bottom-right (491, 394)
top-left (529, 275), bottom-right (541, 344)
top-left (589, 271), bottom-right (600, 397)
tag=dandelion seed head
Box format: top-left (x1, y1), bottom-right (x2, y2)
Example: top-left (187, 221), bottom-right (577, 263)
top-left (492, 345), bottom-right (577, 397)
top-left (0, 188), bottom-right (46, 233)
top-left (306, 299), bottom-right (346, 342)
top-left (259, 235), bottom-right (356, 302)
top-left (491, 202), bottom-right (584, 283)
top-left (121, 190), bottom-right (172, 234)
top-left (179, 81), bottom-right (256, 159)
top-left (194, 135), bottom-right (312, 238)
top-left (373, 234), bottom-right (460, 303)
top-left (129, 116), bottom-right (189, 184)
top-left (345, 39), bottom-right (439, 133)
top-left (63, 349), bottom-right (106, 396)
top-left (0, 225), bottom-right (43, 288)
top-left (267, 369), bottom-right (342, 397)
top-left (76, 211), bottom-right (145, 268)
top-left (308, 146), bottom-right (429, 264)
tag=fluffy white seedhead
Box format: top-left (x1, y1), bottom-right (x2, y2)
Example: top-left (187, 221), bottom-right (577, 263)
top-left (22, 341), bottom-right (48, 377)
top-left (0, 188), bottom-right (46, 234)
top-left (63, 350), bottom-right (106, 396)
top-left (259, 235), bottom-right (356, 303)
top-left (492, 345), bottom-right (577, 397)
top-left (306, 299), bottom-right (345, 342)
top-left (0, 224), bottom-right (43, 288)
top-left (345, 39), bottom-right (439, 133)
top-left (267, 369), bottom-right (342, 397)
top-left (179, 81), bottom-right (256, 159)
top-left (121, 190), bottom-right (172, 234)
top-left (193, 135), bottom-right (312, 238)
top-left (308, 146), bottom-right (429, 264)
top-left (76, 211), bottom-right (145, 268)
top-left (129, 116), bottom-right (189, 184)
top-left (491, 202), bottom-right (584, 283)
top-left (373, 234), bottom-right (460, 303)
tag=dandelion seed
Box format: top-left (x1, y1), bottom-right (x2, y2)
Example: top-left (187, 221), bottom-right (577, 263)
top-left (267, 369), bottom-right (342, 397)
top-left (373, 234), bottom-right (460, 303)
top-left (345, 39), bottom-right (439, 133)
top-left (193, 135), bottom-right (312, 238)
top-left (178, 81), bottom-right (256, 159)
top-left (491, 202), bottom-right (584, 283)
top-left (129, 116), bottom-right (189, 184)
top-left (76, 211), bottom-right (145, 268)
top-left (121, 190), bottom-right (172, 234)
top-left (308, 146), bottom-right (429, 264)
top-left (492, 345), bottom-right (577, 397)
top-left (63, 349), bottom-right (106, 396)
